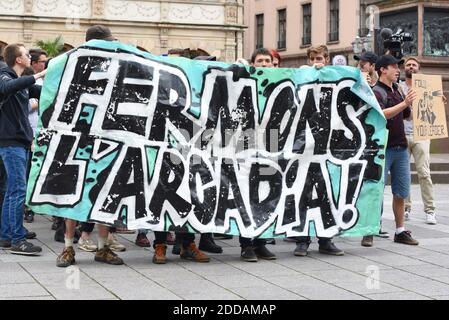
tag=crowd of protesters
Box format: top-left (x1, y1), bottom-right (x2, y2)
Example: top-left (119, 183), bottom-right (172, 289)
top-left (0, 25), bottom-right (442, 268)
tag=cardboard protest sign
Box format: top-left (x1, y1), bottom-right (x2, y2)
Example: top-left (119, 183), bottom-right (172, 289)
top-left (412, 74), bottom-right (448, 141)
top-left (26, 40), bottom-right (387, 238)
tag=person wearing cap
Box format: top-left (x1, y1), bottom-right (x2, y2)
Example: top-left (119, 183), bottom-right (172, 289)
top-left (354, 52), bottom-right (378, 87)
top-left (399, 57), bottom-right (437, 225)
top-left (332, 55), bottom-right (347, 66)
top-left (363, 55), bottom-right (419, 248)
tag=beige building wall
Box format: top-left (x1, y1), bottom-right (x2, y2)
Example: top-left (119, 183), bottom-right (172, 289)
top-left (244, 0), bottom-right (361, 67)
top-left (0, 0), bottom-right (245, 62)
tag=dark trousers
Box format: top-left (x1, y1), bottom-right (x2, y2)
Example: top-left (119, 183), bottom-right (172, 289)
top-left (79, 222), bottom-right (116, 233)
top-left (154, 231), bottom-right (194, 248)
top-left (239, 236), bottom-right (266, 248)
top-left (296, 236), bottom-right (332, 245)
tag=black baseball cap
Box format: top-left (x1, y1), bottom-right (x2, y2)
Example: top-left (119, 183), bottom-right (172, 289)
top-left (354, 52), bottom-right (378, 64)
top-left (85, 25), bottom-right (116, 42)
top-left (375, 55), bottom-right (404, 71)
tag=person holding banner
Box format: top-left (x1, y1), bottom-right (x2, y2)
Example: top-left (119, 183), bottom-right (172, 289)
top-left (239, 48), bottom-right (277, 262)
top-left (56, 25), bottom-right (125, 267)
top-left (293, 45), bottom-right (345, 257)
top-left (370, 55), bottom-right (419, 246)
top-left (399, 57), bottom-right (437, 225)
top-left (0, 43), bottom-right (45, 255)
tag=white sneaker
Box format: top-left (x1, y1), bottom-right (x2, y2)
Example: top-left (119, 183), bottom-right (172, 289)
top-left (78, 238), bottom-right (97, 252)
top-left (405, 208), bottom-right (411, 221)
top-left (426, 211), bottom-right (437, 225)
top-left (107, 234), bottom-right (126, 252)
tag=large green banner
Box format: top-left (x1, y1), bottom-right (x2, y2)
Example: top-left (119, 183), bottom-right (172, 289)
top-left (26, 40), bottom-right (387, 238)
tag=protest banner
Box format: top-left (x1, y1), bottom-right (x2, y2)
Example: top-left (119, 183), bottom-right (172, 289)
top-left (412, 74), bottom-right (448, 141)
top-left (26, 40), bottom-right (387, 238)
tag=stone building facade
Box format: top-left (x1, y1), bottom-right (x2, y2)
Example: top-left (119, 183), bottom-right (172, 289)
top-left (243, 0), bottom-right (361, 67)
top-left (0, 0), bottom-right (245, 62)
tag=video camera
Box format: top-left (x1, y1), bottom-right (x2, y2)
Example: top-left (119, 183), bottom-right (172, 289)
top-left (380, 28), bottom-right (414, 59)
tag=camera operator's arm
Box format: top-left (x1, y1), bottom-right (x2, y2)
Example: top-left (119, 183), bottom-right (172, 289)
top-left (383, 89), bottom-right (417, 120)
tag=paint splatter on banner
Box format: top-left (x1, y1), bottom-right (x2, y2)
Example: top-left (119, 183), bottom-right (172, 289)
top-left (26, 40), bottom-right (387, 238)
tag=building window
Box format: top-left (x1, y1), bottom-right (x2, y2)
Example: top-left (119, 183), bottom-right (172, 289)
top-left (256, 14), bottom-right (264, 49)
top-left (424, 8), bottom-right (449, 57)
top-left (328, 0), bottom-right (339, 42)
top-left (302, 3), bottom-right (312, 46)
top-left (278, 9), bottom-right (287, 50)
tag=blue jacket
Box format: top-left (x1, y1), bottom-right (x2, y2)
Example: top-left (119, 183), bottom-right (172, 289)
top-left (0, 66), bottom-right (41, 148)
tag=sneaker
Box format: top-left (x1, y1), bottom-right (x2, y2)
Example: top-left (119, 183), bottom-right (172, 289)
top-left (166, 232), bottom-right (176, 245)
top-left (107, 234), bottom-right (126, 252)
top-left (199, 234), bottom-right (223, 254)
top-left (180, 243), bottom-right (210, 262)
top-left (10, 240), bottom-right (42, 256)
top-left (25, 228), bottom-right (36, 240)
top-left (266, 238), bottom-right (276, 245)
top-left (254, 245), bottom-right (276, 260)
top-left (115, 227), bottom-right (135, 234)
top-left (394, 230), bottom-right (419, 245)
top-left (214, 233), bottom-right (233, 240)
top-left (0, 239), bottom-right (12, 250)
top-left (24, 211), bottom-right (34, 223)
top-left (319, 241), bottom-right (344, 256)
top-left (135, 233), bottom-right (151, 247)
top-left (78, 237), bottom-right (97, 252)
top-left (172, 240), bottom-right (181, 255)
top-left (152, 244), bottom-right (167, 264)
top-left (294, 241), bottom-right (310, 257)
top-left (361, 236), bottom-right (374, 247)
top-left (405, 208), bottom-right (411, 221)
top-left (241, 246), bottom-right (258, 262)
top-left (94, 246), bottom-right (124, 265)
top-left (56, 246), bottom-right (76, 267)
top-left (375, 229), bottom-right (390, 239)
top-left (425, 211), bottom-right (437, 225)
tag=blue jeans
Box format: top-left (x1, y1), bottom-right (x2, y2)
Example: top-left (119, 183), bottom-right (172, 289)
top-left (0, 158), bottom-right (6, 224)
top-left (385, 146), bottom-right (411, 199)
top-left (0, 147), bottom-right (28, 243)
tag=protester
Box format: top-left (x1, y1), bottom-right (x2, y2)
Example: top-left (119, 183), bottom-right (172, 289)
top-left (23, 50), bottom-right (47, 224)
top-left (56, 25), bottom-right (124, 267)
top-left (366, 55), bottom-right (419, 247)
top-left (293, 45), bottom-right (345, 257)
top-left (236, 48), bottom-right (277, 262)
top-left (269, 49), bottom-right (281, 67)
top-left (355, 52), bottom-right (378, 86)
top-left (0, 43), bottom-right (45, 255)
top-left (332, 54), bottom-right (347, 66)
top-left (400, 57), bottom-right (437, 225)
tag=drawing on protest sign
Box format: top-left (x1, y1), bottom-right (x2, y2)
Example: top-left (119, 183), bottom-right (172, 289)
top-left (412, 74), bottom-right (448, 141)
top-left (26, 40), bottom-right (387, 238)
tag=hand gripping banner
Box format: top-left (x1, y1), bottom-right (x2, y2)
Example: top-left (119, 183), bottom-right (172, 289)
top-left (26, 40), bottom-right (387, 239)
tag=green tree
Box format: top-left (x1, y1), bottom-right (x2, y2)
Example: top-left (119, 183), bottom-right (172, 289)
top-left (35, 35), bottom-right (65, 58)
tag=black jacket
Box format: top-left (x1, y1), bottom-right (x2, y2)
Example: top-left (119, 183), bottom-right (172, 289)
top-left (0, 66), bottom-right (41, 148)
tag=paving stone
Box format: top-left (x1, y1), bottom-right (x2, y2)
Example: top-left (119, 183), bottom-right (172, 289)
top-left (0, 283), bottom-right (49, 298)
top-left (364, 291), bottom-right (432, 300)
top-left (229, 285), bottom-right (306, 300)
